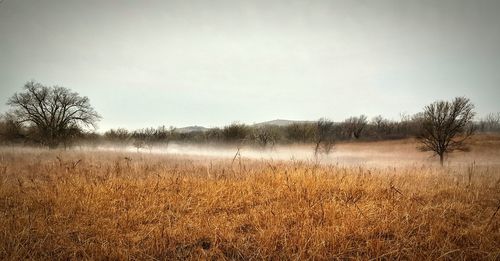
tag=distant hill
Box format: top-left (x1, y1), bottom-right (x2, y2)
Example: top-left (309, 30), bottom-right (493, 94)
top-left (174, 119), bottom-right (314, 133)
top-left (175, 126), bottom-right (209, 133)
top-left (253, 119), bottom-right (313, 127)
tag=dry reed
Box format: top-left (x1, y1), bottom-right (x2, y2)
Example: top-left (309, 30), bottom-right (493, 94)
top-left (0, 145), bottom-right (499, 260)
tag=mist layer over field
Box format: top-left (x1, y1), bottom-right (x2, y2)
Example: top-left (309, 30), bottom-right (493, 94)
top-left (88, 135), bottom-right (500, 167)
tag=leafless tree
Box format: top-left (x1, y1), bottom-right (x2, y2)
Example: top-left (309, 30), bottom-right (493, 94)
top-left (105, 128), bottom-right (131, 143)
top-left (286, 123), bottom-right (315, 143)
top-left (0, 113), bottom-right (25, 144)
top-left (253, 126), bottom-right (280, 148)
top-left (314, 118), bottom-right (335, 156)
top-left (479, 112), bottom-right (500, 132)
top-left (7, 81), bottom-right (101, 148)
top-left (132, 127), bottom-right (165, 152)
top-left (222, 123), bottom-right (249, 143)
top-left (372, 115), bottom-right (385, 129)
top-left (205, 127), bottom-right (224, 143)
top-left (344, 115), bottom-right (368, 139)
top-left (104, 128), bottom-right (131, 147)
top-left (418, 97), bottom-right (475, 166)
top-left (371, 115), bottom-right (393, 138)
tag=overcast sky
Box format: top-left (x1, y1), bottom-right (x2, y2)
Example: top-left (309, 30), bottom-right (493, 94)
top-left (1, 0), bottom-right (499, 131)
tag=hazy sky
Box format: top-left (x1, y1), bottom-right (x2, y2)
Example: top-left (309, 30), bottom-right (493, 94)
top-left (1, 0), bottom-right (499, 131)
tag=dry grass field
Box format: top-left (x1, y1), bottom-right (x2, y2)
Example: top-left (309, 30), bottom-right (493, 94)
top-left (1, 137), bottom-right (500, 260)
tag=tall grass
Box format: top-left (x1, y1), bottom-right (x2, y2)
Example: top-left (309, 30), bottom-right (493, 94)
top-left (0, 148), bottom-right (499, 260)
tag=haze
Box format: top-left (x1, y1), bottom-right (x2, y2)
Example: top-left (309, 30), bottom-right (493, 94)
top-left (1, 0), bottom-right (500, 131)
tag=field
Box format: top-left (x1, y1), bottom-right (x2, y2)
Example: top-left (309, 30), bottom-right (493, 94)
top-left (1, 136), bottom-right (500, 260)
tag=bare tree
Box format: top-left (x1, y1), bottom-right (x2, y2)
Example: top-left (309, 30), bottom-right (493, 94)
top-left (7, 81), bottom-right (101, 148)
top-left (0, 113), bottom-right (25, 144)
top-left (314, 118), bottom-right (335, 156)
top-left (253, 126), bottom-right (280, 148)
top-left (371, 115), bottom-right (392, 138)
top-left (104, 128), bottom-right (131, 146)
top-left (205, 127), bottom-right (224, 143)
top-left (132, 127), bottom-right (163, 152)
top-left (154, 125), bottom-right (172, 145)
top-left (418, 97), bottom-right (475, 166)
top-left (286, 122), bottom-right (315, 143)
top-left (479, 112), bottom-right (500, 132)
top-left (222, 123), bottom-right (249, 143)
top-left (343, 115), bottom-right (368, 139)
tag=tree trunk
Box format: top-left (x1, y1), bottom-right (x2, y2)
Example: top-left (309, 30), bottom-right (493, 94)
top-left (439, 153), bottom-right (444, 166)
top-left (314, 141), bottom-right (321, 156)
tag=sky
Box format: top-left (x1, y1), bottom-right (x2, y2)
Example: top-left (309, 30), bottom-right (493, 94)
top-left (0, 0), bottom-right (499, 131)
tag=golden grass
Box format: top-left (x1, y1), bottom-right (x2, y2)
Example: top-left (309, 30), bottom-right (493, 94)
top-left (0, 145), bottom-right (500, 260)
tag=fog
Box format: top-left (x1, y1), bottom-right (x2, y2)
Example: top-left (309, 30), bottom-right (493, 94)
top-left (89, 141), bottom-right (500, 168)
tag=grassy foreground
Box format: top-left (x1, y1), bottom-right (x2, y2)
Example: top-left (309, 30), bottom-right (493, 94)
top-left (0, 147), bottom-right (499, 260)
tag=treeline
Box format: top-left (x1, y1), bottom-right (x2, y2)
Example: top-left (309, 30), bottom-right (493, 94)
top-left (1, 112), bottom-right (499, 148)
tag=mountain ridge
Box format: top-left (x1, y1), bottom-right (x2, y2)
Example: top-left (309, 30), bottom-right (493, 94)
top-left (175, 119), bottom-right (314, 133)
